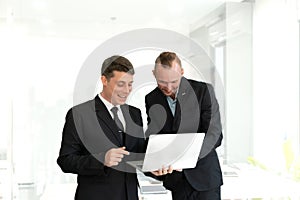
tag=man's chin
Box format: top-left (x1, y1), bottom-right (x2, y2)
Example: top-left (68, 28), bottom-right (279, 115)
top-left (117, 99), bottom-right (127, 105)
top-left (111, 99), bottom-right (127, 105)
top-left (162, 91), bottom-right (173, 96)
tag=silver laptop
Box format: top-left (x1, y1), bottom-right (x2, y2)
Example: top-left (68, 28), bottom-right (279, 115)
top-left (127, 133), bottom-right (205, 172)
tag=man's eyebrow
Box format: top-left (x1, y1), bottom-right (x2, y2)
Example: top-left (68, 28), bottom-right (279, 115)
top-left (158, 79), bottom-right (178, 83)
top-left (116, 80), bottom-right (133, 83)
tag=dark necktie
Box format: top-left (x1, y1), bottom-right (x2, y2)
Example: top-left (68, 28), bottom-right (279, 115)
top-left (111, 106), bottom-right (124, 132)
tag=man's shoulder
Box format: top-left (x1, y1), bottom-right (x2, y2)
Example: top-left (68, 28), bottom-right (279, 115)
top-left (185, 78), bottom-right (215, 93)
top-left (186, 78), bottom-right (210, 88)
top-left (145, 87), bottom-right (160, 99)
top-left (124, 104), bottom-right (142, 122)
top-left (127, 104), bottom-right (141, 113)
top-left (72, 99), bottom-right (95, 110)
top-left (66, 98), bottom-right (95, 115)
top-left (63, 99), bottom-right (95, 121)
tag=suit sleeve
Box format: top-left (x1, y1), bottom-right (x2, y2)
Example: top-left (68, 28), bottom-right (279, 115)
top-left (144, 96), bottom-right (151, 138)
top-left (199, 83), bottom-right (223, 159)
top-left (129, 107), bottom-right (148, 153)
top-left (144, 95), bottom-right (166, 181)
top-left (57, 109), bottom-right (108, 176)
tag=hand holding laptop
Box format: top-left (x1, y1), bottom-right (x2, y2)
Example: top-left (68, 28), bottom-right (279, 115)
top-left (150, 166), bottom-right (183, 176)
top-left (151, 165), bottom-right (173, 176)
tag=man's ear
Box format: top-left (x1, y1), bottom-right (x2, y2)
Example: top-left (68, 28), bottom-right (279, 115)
top-left (181, 68), bottom-right (184, 75)
top-left (101, 76), bottom-right (107, 86)
top-left (152, 69), bottom-right (155, 77)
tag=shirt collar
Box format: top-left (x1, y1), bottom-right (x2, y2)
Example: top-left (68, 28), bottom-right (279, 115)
top-left (166, 88), bottom-right (179, 101)
top-left (98, 93), bottom-right (121, 112)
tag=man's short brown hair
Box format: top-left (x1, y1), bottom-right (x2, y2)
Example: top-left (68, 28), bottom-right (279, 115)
top-left (101, 55), bottom-right (134, 80)
top-left (155, 52), bottom-right (182, 69)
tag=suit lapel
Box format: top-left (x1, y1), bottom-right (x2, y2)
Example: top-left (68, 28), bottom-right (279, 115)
top-left (120, 104), bottom-right (144, 149)
top-left (172, 78), bottom-right (189, 131)
top-left (94, 96), bottom-right (123, 146)
top-left (175, 77), bottom-right (200, 132)
top-left (120, 105), bottom-right (131, 147)
top-left (176, 77), bottom-right (190, 109)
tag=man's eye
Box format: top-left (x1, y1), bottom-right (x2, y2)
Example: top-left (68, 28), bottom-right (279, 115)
top-left (117, 83), bottom-right (125, 87)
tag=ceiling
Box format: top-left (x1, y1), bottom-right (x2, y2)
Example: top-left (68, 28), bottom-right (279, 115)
top-left (0, 0), bottom-right (242, 39)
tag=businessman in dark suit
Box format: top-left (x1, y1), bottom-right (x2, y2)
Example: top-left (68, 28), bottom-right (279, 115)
top-left (57, 55), bottom-right (146, 200)
top-left (145, 52), bottom-right (223, 200)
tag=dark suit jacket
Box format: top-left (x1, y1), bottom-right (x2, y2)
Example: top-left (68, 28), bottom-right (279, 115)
top-left (145, 77), bottom-right (223, 191)
top-left (57, 96), bottom-right (146, 200)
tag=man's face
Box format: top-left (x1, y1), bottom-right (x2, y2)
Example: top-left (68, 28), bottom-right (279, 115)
top-left (101, 71), bottom-right (133, 105)
top-left (153, 61), bottom-right (183, 97)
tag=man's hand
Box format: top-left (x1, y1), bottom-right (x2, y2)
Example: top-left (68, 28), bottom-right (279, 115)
top-left (104, 147), bottom-right (129, 167)
top-left (151, 166), bottom-right (173, 176)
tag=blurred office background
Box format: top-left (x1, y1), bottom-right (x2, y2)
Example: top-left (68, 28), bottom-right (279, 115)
top-left (0, 0), bottom-right (299, 199)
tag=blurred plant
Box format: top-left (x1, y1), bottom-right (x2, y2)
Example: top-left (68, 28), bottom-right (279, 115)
top-left (247, 156), bottom-right (268, 170)
top-left (282, 137), bottom-right (300, 182)
top-left (291, 156), bottom-right (300, 181)
top-left (283, 138), bottom-right (294, 172)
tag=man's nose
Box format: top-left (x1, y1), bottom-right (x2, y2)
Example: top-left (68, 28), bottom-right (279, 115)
top-left (123, 85), bottom-right (131, 93)
top-left (166, 83), bottom-right (172, 91)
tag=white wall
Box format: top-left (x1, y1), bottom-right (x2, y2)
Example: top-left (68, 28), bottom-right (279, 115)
top-left (253, 0), bottom-right (299, 171)
top-left (225, 2), bottom-right (253, 163)
top-left (0, 31), bottom-right (101, 198)
top-left (189, 2), bottom-right (253, 163)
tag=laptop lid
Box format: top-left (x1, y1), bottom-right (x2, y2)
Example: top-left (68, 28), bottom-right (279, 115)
top-left (128, 133), bottom-right (205, 172)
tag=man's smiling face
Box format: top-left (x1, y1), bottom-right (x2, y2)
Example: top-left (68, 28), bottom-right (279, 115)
top-left (101, 71), bottom-right (133, 105)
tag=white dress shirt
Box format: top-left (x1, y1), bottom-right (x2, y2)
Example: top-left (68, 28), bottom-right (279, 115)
top-left (98, 94), bottom-right (126, 131)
